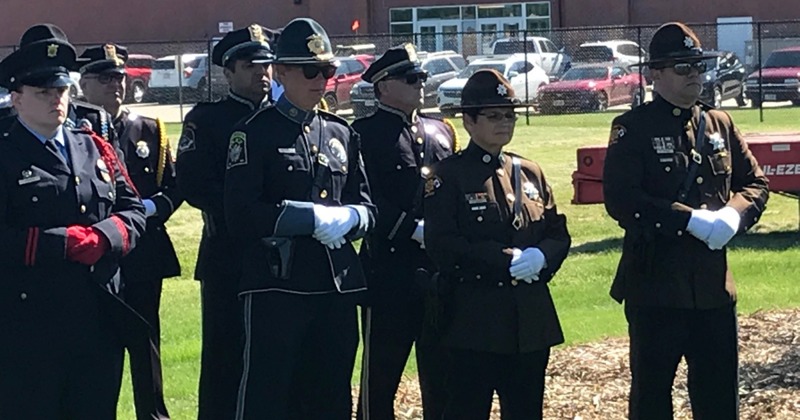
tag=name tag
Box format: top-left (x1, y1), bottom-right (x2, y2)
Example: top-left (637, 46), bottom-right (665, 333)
top-left (652, 137), bottom-right (675, 154)
top-left (465, 192), bottom-right (489, 205)
top-left (278, 147), bottom-right (297, 154)
top-left (18, 176), bottom-right (41, 185)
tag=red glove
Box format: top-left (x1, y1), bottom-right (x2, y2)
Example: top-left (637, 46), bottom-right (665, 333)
top-left (66, 226), bottom-right (110, 265)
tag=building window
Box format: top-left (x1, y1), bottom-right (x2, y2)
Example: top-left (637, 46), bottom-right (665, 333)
top-left (477, 4), bottom-right (523, 19)
top-left (461, 6), bottom-right (476, 19)
top-left (391, 8), bottom-right (412, 22)
top-left (417, 6), bottom-right (461, 20)
top-left (525, 2), bottom-right (550, 31)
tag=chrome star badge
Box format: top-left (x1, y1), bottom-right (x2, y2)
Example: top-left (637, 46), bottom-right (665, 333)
top-left (523, 182), bottom-right (540, 200)
top-left (47, 44), bottom-right (58, 58)
top-left (709, 132), bottom-right (726, 151)
top-left (136, 140), bottom-right (150, 158)
top-left (683, 36), bottom-right (695, 49)
top-left (497, 84), bottom-right (508, 96)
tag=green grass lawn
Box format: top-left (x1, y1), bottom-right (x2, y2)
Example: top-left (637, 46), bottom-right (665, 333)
top-left (129, 108), bottom-right (800, 419)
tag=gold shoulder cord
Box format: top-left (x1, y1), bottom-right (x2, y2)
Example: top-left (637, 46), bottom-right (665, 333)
top-left (156, 118), bottom-right (168, 187)
top-left (442, 118), bottom-right (460, 152)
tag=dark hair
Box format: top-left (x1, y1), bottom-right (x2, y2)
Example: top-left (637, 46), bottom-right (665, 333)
top-left (462, 107), bottom-right (480, 121)
top-left (373, 81), bottom-right (383, 100)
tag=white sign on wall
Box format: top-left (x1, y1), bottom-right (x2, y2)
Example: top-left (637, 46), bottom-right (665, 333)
top-left (219, 21), bottom-right (234, 33)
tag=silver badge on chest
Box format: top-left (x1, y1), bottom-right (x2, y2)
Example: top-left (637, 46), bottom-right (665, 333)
top-left (136, 140), bottom-right (150, 158)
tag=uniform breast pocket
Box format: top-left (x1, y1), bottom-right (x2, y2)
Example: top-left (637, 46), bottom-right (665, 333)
top-left (325, 157), bottom-right (349, 203)
top-left (523, 200), bottom-right (545, 223)
top-left (12, 177), bottom-right (59, 220)
top-left (91, 178), bottom-right (117, 217)
top-left (463, 201), bottom-right (503, 237)
top-left (708, 153), bottom-right (732, 176)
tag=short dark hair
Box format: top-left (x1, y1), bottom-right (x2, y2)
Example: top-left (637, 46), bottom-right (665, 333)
top-left (462, 107), bottom-right (480, 121)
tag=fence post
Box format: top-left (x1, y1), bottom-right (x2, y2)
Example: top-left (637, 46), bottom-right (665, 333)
top-left (637, 26), bottom-right (644, 105)
top-left (757, 22), bottom-right (764, 123)
top-left (523, 29), bottom-right (531, 126)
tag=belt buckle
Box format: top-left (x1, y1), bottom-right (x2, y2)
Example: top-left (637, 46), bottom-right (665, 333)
top-left (691, 149), bottom-right (702, 165)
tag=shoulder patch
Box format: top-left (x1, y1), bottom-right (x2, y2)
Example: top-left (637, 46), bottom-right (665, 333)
top-left (609, 124), bottom-right (626, 145)
top-left (226, 131), bottom-right (248, 169)
top-left (177, 122), bottom-right (197, 155)
top-left (424, 175), bottom-right (442, 198)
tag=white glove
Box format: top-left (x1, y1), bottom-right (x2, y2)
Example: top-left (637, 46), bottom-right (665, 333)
top-left (313, 205), bottom-right (358, 247)
top-left (411, 220), bottom-right (425, 249)
top-left (323, 237), bottom-right (347, 250)
top-left (509, 247), bottom-right (546, 283)
top-left (686, 209), bottom-right (716, 242)
top-left (143, 199), bottom-right (157, 218)
top-left (706, 206), bottom-right (741, 250)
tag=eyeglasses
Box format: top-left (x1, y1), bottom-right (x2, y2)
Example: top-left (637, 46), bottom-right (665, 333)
top-left (658, 61), bottom-right (707, 76)
top-left (392, 73), bottom-right (428, 85)
top-left (478, 111), bottom-right (517, 122)
top-left (301, 64), bottom-right (337, 80)
top-left (85, 73), bottom-right (125, 84)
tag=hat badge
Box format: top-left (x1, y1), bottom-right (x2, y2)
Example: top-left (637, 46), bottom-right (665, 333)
top-left (683, 36), bottom-right (695, 49)
top-left (47, 44), bottom-right (58, 58)
top-left (104, 44), bottom-right (124, 66)
top-left (496, 83), bottom-right (508, 96)
top-left (248, 24), bottom-right (266, 43)
top-left (307, 34), bottom-right (327, 56)
top-left (404, 43), bottom-right (418, 62)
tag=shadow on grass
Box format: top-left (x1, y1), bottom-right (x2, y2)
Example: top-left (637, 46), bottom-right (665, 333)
top-left (740, 347), bottom-right (800, 392)
top-left (571, 230), bottom-right (799, 256)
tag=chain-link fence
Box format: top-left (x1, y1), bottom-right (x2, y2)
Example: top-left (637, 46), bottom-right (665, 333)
top-left (2, 20), bottom-right (799, 122)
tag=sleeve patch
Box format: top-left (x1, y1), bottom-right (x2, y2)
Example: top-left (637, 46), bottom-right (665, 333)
top-left (609, 124), bottom-right (626, 145)
top-left (177, 125), bottom-right (196, 155)
top-left (226, 131), bottom-right (248, 169)
top-left (424, 175), bottom-right (442, 198)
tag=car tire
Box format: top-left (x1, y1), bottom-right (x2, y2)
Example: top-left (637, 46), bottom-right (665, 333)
top-left (595, 94), bottom-right (608, 112)
top-left (713, 86), bottom-right (723, 109)
top-left (130, 81), bottom-right (146, 104)
top-left (735, 87), bottom-right (747, 107)
top-left (69, 85), bottom-right (79, 100)
top-left (792, 100), bottom-right (800, 106)
top-left (323, 93), bottom-right (338, 112)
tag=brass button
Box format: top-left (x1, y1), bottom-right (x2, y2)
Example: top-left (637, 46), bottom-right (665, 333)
top-left (700, 203), bottom-right (708, 209)
top-left (672, 108), bottom-right (681, 116)
top-left (144, 167), bottom-right (151, 173)
top-left (497, 282), bottom-right (504, 287)
top-left (634, 212), bottom-right (641, 219)
top-left (107, 191), bottom-right (114, 199)
top-left (287, 165), bottom-right (294, 172)
top-left (475, 274), bottom-right (482, 280)
top-left (511, 279), bottom-right (519, 286)
top-left (476, 216), bottom-right (484, 222)
top-left (677, 230), bottom-right (684, 236)
top-left (420, 152), bottom-right (424, 158)
top-left (416, 137), bottom-right (423, 144)
top-left (342, 166), bottom-right (348, 174)
top-left (421, 167), bottom-right (431, 176)
top-left (664, 166), bottom-right (671, 173)
top-left (482, 155), bottom-right (491, 163)
top-left (31, 196), bottom-right (39, 203)
top-left (506, 193), bottom-right (515, 202)
top-left (655, 222), bottom-right (661, 228)
top-left (696, 176), bottom-right (704, 184)
top-left (396, 164), bottom-right (402, 170)
top-left (80, 204), bottom-right (87, 213)
top-left (320, 189), bottom-right (328, 199)
top-left (390, 247), bottom-right (395, 253)
top-left (454, 265), bottom-right (460, 269)
top-left (411, 126), bottom-right (418, 133)
top-left (304, 125), bottom-right (311, 133)
top-left (311, 145), bottom-right (319, 154)
top-left (74, 176), bottom-right (80, 185)
top-left (20, 293), bottom-right (27, 300)
top-left (754, 216), bottom-right (759, 222)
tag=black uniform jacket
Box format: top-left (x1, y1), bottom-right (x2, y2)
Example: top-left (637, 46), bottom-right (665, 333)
top-left (0, 118), bottom-right (146, 352)
top-left (115, 109), bottom-right (182, 281)
top-left (176, 92), bottom-right (269, 282)
top-left (224, 96), bottom-right (376, 295)
top-left (68, 100), bottom-right (119, 148)
top-left (352, 104), bottom-right (457, 305)
top-left (603, 96), bottom-right (769, 309)
top-left (424, 142), bottom-right (570, 354)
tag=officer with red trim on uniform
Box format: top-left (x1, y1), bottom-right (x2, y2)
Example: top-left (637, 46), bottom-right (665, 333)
top-left (0, 23), bottom-right (146, 419)
top-left (79, 42), bottom-right (183, 420)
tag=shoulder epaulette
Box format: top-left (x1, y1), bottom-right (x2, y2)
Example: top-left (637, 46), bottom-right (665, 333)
top-left (317, 108), bottom-right (348, 125)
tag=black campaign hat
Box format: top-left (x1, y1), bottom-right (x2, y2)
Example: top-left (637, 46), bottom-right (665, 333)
top-left (456, 69), bottom-right (527, 110)
top-left (645, 22), bottom-right (718, 67)
top-left (77, 43), bottom-right (128, 74)
top-left (212, 24), bottom-right (277, 67)
top-left (274, 18), bottom-right (336, 65)
top-left (0, 23), bottom-right (76, 89)
top-left (361, 43), bottom-right (424, 83)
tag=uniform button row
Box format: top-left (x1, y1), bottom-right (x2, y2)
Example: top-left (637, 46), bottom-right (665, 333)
top-left (80, 205), bottom-right (87, 214)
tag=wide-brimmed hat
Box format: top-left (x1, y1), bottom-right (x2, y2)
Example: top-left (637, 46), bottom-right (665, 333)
top-left (361, 43), bottom-right (425, 83)
top-left (273, 18), bottom-right (336, 65)
top-left (212, 24), bottom-right (278, 67)
top-left (454, 69), bottom-right (529, 110)
top-left (77, 43), bottom-right (128, 75)
top-left (0, 23), bottom-right (76, 89)
top-left (644, 22), bottom-right (718, 67)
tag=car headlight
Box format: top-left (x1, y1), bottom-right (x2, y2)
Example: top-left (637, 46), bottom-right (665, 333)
top-left (587, 81), bottom-right (596, 89)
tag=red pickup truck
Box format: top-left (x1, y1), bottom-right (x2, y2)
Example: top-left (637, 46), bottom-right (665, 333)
top-left (125, 54), bottom-right (155, 104)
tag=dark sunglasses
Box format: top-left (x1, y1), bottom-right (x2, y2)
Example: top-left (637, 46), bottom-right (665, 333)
top-left (392, 73), bottom-right (428, 85)
top-left (478, 111), bottom-right (517, 122)
top-left (86, 73), bottom-right (125, 84)
top-left (301, 64), bottom-right (337, 80)
top-left (660, 61), bottom-right (707, 76)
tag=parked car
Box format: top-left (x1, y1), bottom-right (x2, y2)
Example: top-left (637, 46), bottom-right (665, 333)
top-left (147, 53), bottom-right (226, 103)
top-left (574, 40), bottom-right (647, 69)
top-left (124, 54), bottom-right (155, 104)
top-left (699, 51), bottom-right (747, 108)
top-left (437, 54), bottom-right (550, 116)
top-left (334, 44), bottom-right (377, 57)
top-left (350, 50), bottom-right (466, 117)
top-left (69, 71), bottom-right (83, 99)
top-left (323, 55), bottom-right (372, 111)
top-left (537, 63), bottom-right (644, 114)
top-left (477, 36), bottom-right (571, 77)
top-left (745, 46), bottom-right (800, 107)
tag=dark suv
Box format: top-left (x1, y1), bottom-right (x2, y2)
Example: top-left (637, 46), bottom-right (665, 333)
top-left (349, 51), bottom-right (466, 118)
top-left (700, 51), bottom-right (748, 108)
top-left (745, 46), bottom-right (800, 107)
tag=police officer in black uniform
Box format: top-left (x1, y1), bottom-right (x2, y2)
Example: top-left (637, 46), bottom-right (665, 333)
top-left (603, 23), bottom-right (769, 420)
top-left (224, 18), bottom-right (375, 420)
top-left (175, 23), bottom-right (277, 420)
top-left (0, 24), bottom-right (146, 419)
top-left (424, 70), bottom-right (570, 420)
top-left (353, 43), bottom-right (457, 420)
top-left (79, 42), bottom-right (183, 420)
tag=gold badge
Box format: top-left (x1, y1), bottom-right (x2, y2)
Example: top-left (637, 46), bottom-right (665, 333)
top-left (135, 140), bottom-right (150, 158)
top-left (404, 43), bottom-right (418, 62)
top-left (424, 176), bottom-right (442, 198)
top-left (47, 44), bottom-right (58, 58)
top-left (307, 34), bottom-right (326, 55)
top-left (248, 24), bottom-right (266, 43)
top-left (104, 44), bottom-right (124, 66)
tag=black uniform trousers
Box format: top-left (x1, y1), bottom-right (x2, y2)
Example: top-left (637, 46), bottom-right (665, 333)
top-left (625, 303), bottom-right (739, 420)
top-left (122, 276), bottom-right (168, 420)
top-left (198, 275), bottom-right (244, 420)
top-left (236, 292), bottom-right (359, 420)
top-left (357, 298), bottom-right (448, 420)
top-left (442, 348), bottom-right (550, 420)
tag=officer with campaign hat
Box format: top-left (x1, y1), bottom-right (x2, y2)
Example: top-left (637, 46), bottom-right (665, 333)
top-left (604, 22), bottom-right (769, 419)
top-left (224, 18), bottom-right (375, 419)
top-left (0, 23), bottom-right (146, 419)
top-left (175, 23), bottom-right (278, 420)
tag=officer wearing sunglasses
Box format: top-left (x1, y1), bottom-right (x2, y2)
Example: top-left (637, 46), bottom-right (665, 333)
top-left (352, 43), bottom-right (457, 420)
top-left (224, 18), bottom-right (375, 420)
top-left (604, 22), bottom-right (768, 420)
top-left (424, 69), bottom-right (571, 420)
top-left (174, 23), bottom-right (278, 420)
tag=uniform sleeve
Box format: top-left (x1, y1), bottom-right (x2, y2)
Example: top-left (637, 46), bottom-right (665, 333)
top-left (150, 119), bottom-right (183, 224)
top-left (722, 115), bottom-right (769, 231)
top-left (603, 116), bottom-right (692, 237)
top-left (424, 169), bottom-right (512, 273)
top-left (0, 179), bottom-right (67, 266)
top-left (175, 110), bottom-right (224, 216)
top-left (532, 172), bottom-right (571, 281)
top-left (342, 129), bottom-right (376, 240)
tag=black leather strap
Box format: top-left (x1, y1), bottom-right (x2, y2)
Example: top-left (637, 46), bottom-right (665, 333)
top-left (677, 110), bottom-right (707, 204)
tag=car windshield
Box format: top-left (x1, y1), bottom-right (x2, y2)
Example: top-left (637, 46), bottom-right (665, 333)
top-left (459, 64), bottom-right (507, 78)
top-left (763, 51), bottom-right (800, 68)
top-left (560, 67), bottom-right (609, 81)
top-left (574, 46), bottom-right (613, 62)
top-left (493, 40), bottom-right (536, 55)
